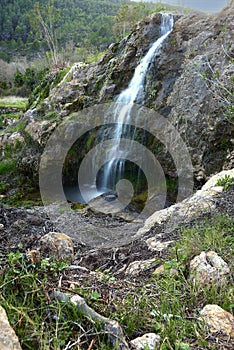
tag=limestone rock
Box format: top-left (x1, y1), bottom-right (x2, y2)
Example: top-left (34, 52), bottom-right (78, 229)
top-left (6, 132), bottom-right (24, 146)
top-left (146, 237), bottom-right (173, 251)
top-left (39, 232), bottom-right (74, 262)
top-left (130, 333), bottom-right (161, 350)
top-left (201, 304), bottom-right (234, 338)
top-left (125, 258), bottom-right (155, 276)
top-left (0, 305), bottom-right (22, 350)
top-left (189, 251), bottom-right (230, 286)
top-left (137, 169), bottom-right (234, 236)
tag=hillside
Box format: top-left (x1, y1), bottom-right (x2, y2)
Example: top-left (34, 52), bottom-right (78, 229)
top-left (0, 0), bottom-right (163, 63)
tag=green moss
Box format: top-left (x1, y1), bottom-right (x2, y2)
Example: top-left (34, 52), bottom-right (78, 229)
top-left (4, 120), bottom-right (26, 134)
top-left (51, 66), bottom-right (71, 89)
top-left (44, 111), bottom-right (57, 120)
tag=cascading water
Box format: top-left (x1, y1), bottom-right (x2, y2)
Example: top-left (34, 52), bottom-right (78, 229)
top-left (64, 13), bottom-right (174, 205)
top-left (102, 13), bottom-right (174, 191)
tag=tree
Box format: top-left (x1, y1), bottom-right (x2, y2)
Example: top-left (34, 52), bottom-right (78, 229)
top-left (31, 1), bottom-right (60, 66)
top-left (113, 1), bottom-right (149, 39)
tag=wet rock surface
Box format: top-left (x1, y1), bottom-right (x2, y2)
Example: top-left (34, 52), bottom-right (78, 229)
top-left (14, 4), bottom-right (234, 184)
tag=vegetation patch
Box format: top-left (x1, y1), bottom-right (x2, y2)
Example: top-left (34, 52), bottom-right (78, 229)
top-left (0, 212), bottom-right (233, 349)
top-left (0, 96), bottom-right (28, 109)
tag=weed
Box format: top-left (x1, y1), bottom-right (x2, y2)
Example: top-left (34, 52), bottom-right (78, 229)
top-left (0, 252), bottom-right (114, 349)
top-left (216, 174), bottom-right (234, 190)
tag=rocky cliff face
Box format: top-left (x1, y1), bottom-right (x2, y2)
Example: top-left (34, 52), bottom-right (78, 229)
top-left (3, 4), bottom-right (234, 190)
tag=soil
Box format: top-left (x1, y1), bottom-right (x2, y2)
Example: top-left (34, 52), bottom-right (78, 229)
top-left (0, 186), bottom-right (233, 274)
top-left (0, 186), bottom-right (233, 349)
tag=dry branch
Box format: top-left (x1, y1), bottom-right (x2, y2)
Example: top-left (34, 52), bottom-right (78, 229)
top-left (51, 290), bottom-right (129, 350)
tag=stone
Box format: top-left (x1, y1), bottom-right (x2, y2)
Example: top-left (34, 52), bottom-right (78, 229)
top-left (26, 250), bottom-right (41, 264)
top-left (152, 264), bottom-right (165, 276)
top-left (137, 169), bottom-right (234, 237)
top-left (39, 232), bottom-right (74, 262)
top-left (200, 304), bottom-right (234, 338)
top-left (189, 251), bottom-right (230, 286)
top-left (0, 305), bottom-right (22, 350)
top-left (125, 258), bottom-right (155, 276)
top-left (7, 132), bottom-right (24, 146)
top-left (152, 264), bottom-right (178, 277)
top-left (130, 333), bottom-right (161, 350)
top-left (146, 237), bottom-right (174, 251)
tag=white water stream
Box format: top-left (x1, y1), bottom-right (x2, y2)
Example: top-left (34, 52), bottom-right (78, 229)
top-left (102, 13), bottom-right (174, 190)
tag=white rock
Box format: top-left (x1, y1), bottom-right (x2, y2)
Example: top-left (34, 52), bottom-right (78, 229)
top-left (146, 237), bottom-right (174, 251)
top-left (125, 259), bottom-right (155, 276)
top-left (202, 169), bottom-right (234, 190)
top-left (7, 132), bottom-right (24, 146)
top-left (0, 305), bottom-right (22, 350)
top-left (136, 169), bottom-right (234, 236)
top-left (189, 251), bottom-right (230, 286)
top-left (130, 333), bottom-right (161, 350)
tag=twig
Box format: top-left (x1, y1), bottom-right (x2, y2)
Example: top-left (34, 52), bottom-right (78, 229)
top-left (51, 290), bottom-right (129, 350)
top-left (87, 338), bottom-right (96, 350)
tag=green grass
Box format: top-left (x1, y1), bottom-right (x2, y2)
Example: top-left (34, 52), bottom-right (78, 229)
top-left (0, 252), bottom-right (118, 349)
top-left (0, 214), bottom-right (233, 349)
top-left (0, 96), bottom-right (28, 109)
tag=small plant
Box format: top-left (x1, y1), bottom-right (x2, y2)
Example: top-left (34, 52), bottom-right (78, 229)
top-left (216, 174), bottom-right (234, 190)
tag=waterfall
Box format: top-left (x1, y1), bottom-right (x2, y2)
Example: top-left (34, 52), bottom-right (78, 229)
top-left (101, 13), bottom-right (174, 191)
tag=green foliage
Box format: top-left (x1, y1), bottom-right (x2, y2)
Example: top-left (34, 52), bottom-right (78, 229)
top-left (0, 0), bottom-right (126, 61)
top-left (216, 174), bottom-right (234, 190)
top-left (0, 159), bottom-right (17, 175)
top-left (0, 252), bottom-right (116, 349)
top-left (113, 1), bottom-right (161, 39)
top-left (50, 66), bottom-right (70, 88)
top-left (0, 0), bottom-right (171, 63)
top-left (13, 71), bottom-right (24, 87)
top-left (12, 67), bottom-right (49, 97)
top-left (175, 214), bottom-right (234, 262)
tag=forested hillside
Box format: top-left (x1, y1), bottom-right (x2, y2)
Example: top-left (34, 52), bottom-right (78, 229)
top-left (0, 0), bottom-right (159, 62)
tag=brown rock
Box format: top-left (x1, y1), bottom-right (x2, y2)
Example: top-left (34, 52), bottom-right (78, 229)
top-left (153, 264), bottom-right (178, 277)
top-left (201, 304), bottom-right (234, 338)
top-left (26, 250), bottom-right (41, 264)
top-left (0, 305), bottom-right (22, 350)
top-left (39, 232), bottom-right (74, 262)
